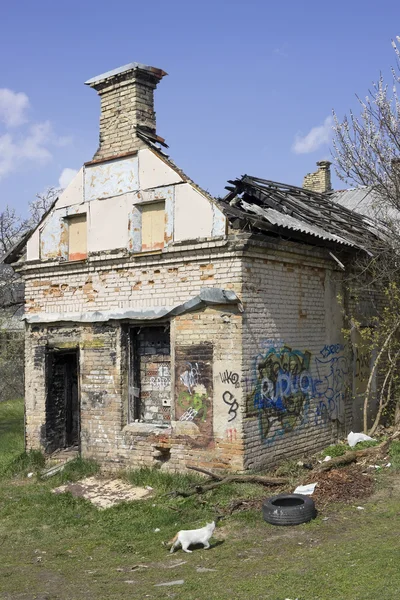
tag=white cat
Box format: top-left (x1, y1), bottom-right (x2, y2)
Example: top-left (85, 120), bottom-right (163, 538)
top-left (169, 521), bottom-right (216, 553)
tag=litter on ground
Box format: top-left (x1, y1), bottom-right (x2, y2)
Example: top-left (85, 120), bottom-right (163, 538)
top-left (347, 431), bottom-right (375, 447)
top-left (154, 580), bottom-right (184, 587)
top-left (294, 482), bottom-right (317, 495)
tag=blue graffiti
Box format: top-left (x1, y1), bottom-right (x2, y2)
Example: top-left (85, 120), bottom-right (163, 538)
top-left (320, 344), bottom-right (344, 358)
top-left (250, 342), bottom-right (350, 445)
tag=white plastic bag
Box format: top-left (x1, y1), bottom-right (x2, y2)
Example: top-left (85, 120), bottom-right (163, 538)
top-left (294, 483), bottom-right (317, 496)
top-left (347, 431), bottom-right (375, 448)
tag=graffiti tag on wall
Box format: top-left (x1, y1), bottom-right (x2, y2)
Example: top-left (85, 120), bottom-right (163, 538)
top-left (222, 390), bottom-right (239, 422)
top-left (219, 370), bottom-right (240, 388)
top-left (180, 362), bottom-right (200, 394)
top-left (175, 343), bottom-right (213, 444)
top-left (248, 341), bottom-right (350, 445)
top-left (149, 365), bottom-right (171, 390)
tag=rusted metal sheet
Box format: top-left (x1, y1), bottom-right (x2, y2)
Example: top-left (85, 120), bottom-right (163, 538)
top-left (85, 156), bottom-right (139, 201)
top-left (68, 214), bottom-right (87, 261)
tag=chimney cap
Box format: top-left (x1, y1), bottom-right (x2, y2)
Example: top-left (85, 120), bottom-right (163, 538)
top-left (84, 62), bottom-right (167, 87)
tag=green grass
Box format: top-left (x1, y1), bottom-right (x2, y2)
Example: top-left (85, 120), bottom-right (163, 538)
top-left (1, 399), bottom-right (400, 599)
top-left (320, 439), bottom-right (379, 459)
top-left (0, 398), bottom-right (46, 479)
top-left (321, 443), bottom-right (348, 457)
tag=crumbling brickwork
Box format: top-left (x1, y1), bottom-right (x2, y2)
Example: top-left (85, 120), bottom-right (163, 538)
top-left (24, 231), bottom-right (369, 472)
top-left (303, 161), bottom-right (332, 194)
top-left (85, 64), bottom-right (166, 161)
top-left (24, 239), bottom-right (245, 471)
top-left (241, 238), bottom-right (349, 470)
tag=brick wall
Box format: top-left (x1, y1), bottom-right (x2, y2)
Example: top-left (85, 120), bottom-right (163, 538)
top-left (23, 234), bottom-right (374, 472)
top-left (23, 240), bottom-right (240, 316)
top-left (23, 239), bottom-right (246, 471)
top-left (240, 239), bottom-right (349, 470)
top-left (87, 66), bottom-right (165, 161)
top-left (303, 161), bottom-right (332, 194)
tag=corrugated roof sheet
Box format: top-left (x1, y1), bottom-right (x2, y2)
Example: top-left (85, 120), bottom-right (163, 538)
top-left (220, 176), bottom-right (386, 251)
top-left (330, 187), bottom-right (400, 224)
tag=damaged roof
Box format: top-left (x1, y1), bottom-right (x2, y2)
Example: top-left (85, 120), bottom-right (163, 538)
top-left (220, 175), bottom-right (387, 251)
top-left (330, 186), bottom-right (400, 225)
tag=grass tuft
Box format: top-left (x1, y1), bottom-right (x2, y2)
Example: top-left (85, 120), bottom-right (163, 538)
top-left (321, 444), bottom-right (347, 457)
top-left (125, 466), bottom-right (203, 493)
top-left (352, 440), bottom-right (379, 450)
top-left (1, 449), bottom-right (46, 478)
top-left (55, 457), bottom-right (101, 483)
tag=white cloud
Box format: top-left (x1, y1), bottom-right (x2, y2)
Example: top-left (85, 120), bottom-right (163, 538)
top-left (59, 167), bottom-right (78, 189)
top-left (0, 121), bottom-right (56, 180)
top-left (0, 88), bottom-right (30, 127)
top-left (292, 116), bottom-right (333, 154)
top-left (0, 86), bottom-right (73, 181)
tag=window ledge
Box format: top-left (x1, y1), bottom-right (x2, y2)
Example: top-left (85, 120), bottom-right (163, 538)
top-left (123, 422), bottom-right (171, 435)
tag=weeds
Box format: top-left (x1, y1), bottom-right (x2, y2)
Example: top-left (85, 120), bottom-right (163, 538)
top-left (321, 444), bottom-right (347, 457)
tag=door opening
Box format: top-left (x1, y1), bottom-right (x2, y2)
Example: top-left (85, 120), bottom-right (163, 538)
top-left (46, 349), bottom-right (80, 453)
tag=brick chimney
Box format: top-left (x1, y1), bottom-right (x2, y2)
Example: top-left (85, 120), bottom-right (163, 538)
top-left (303, 160), bottom-right (332, 194)
top-left (85, 62), bottom-right (167, 161)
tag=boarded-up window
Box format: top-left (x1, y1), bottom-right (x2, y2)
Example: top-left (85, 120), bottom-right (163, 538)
top-left (141, 202), bottom-right (165, 251)
top-left (68, 214), bottom-right (87, 261)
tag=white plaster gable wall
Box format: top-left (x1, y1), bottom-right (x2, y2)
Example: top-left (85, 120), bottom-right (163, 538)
top-left (174, 183), bottom-right (214, 242)
top-left (26, 168), bottom-right (84, 260)
top-left (27, 228), bottom-right (40, 261)
top-left (26, 148), bottom-right (227, 261)
top-left (138, 148), bottom-right (183, 189)
top-left (89, 193), bottom-right (130, 252)
top-left (85, 156), bottom-right (139, 201)
top-left (57, 168), bottom-right (84, 208)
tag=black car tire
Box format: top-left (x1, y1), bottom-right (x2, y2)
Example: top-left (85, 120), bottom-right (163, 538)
top-left (262, 493), bottom-right (316, 526)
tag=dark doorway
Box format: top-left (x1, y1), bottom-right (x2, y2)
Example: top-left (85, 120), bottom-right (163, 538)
top-left (129, 326), bottom-right (171, 425)
top-left (46, 349), bottom-right (80, 453)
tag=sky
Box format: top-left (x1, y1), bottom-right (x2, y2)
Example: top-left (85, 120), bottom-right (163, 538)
top-left (0, 0), bottom-right (399, 216)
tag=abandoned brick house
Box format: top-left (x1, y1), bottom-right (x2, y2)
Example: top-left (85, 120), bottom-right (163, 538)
top-left (4, 62), bottom-right (384, 472)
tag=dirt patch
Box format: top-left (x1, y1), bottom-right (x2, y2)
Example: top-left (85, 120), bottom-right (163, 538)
top-left (53, 477), bottom-right (152, 509)
top-left (306, 464), bottom-right (375, 506)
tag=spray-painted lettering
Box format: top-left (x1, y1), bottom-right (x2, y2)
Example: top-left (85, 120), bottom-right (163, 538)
top-left (180, 362), bottom-right (200, 395)
top-left (219, 370), bottom-right (240, 388)
top-left (222, 390), bottom-right (239, 422)
top-left (248, 341), bottom-right (351, 445)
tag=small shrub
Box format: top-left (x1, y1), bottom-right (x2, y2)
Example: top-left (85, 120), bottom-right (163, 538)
top-left (321, 444), bottom-right (347, 458)
top-left (352, 440), bottom-right (379, 450)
